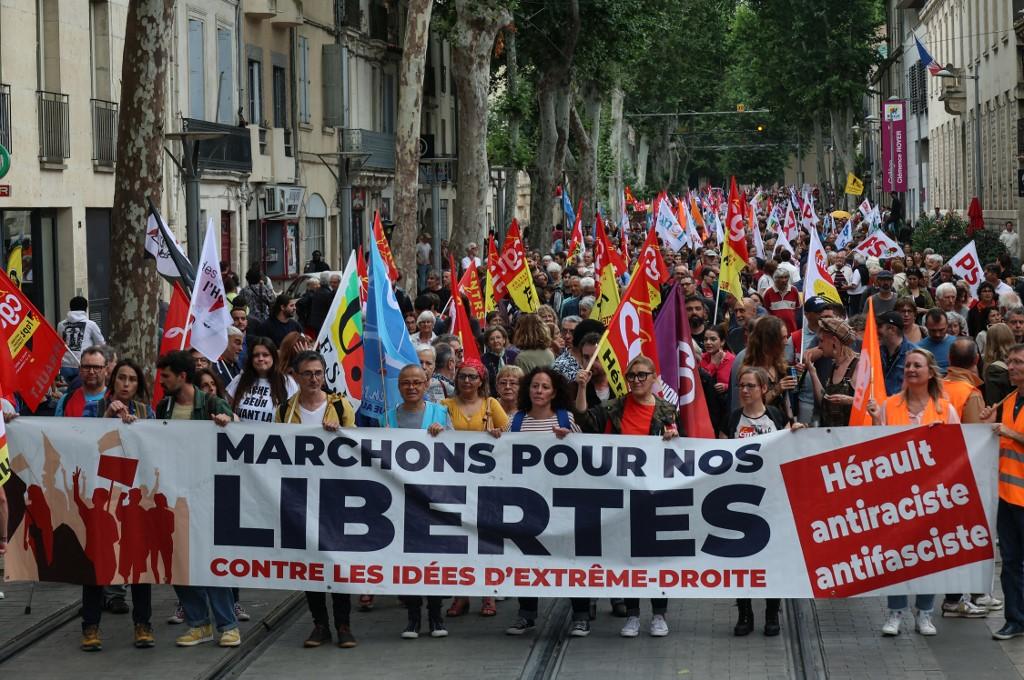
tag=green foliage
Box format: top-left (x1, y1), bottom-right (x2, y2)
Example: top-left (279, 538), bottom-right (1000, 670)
top-left (911, 215), bottom-right (1007, 264)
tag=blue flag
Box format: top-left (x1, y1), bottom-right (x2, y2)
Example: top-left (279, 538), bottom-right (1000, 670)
top-left (359, 233), bottom-right (422, 421)
top-left (562, 189), bottom-right (575, 225)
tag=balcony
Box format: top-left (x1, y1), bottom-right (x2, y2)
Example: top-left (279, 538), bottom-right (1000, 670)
top-left (182, 118), bottom-right (253, 173)
top-left (243, 0), bottom-right (276, 20)
top-left (270, 0), bottom-right (303, 26)
top-left (343, 128), bottom-right (395, 172)
top-left (248, 124), bottom-right (292, 183)
top-left (91, 99), bottom-right (118, 169)
top-left (37, 90), bottom-right (70, 166)
top-left (0, 84), bottom-right (10, 153)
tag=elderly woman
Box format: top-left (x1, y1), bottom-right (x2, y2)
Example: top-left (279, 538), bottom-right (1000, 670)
top-left (494, 365), bottom-right (525, 416)
top-left (868, 348), bottom-right (958, 637)
top-left (946, 311), bottom-right (968, 338)
top-left (410, 311), bottom-right (437, 345)
top-left (805, 317), bottom-right (859, 427)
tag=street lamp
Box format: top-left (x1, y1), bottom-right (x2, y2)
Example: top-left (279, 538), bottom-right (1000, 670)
top-left (165, 129), bottom-right (227, 265)
top-left (489, 166), bottom-right (508, 241)
top-left (936, 64), bottom-right (983, 206)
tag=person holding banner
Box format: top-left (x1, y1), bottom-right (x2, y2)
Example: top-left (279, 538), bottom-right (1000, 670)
top-left (154, 351), bottom-right (240, 648)
top-left (226, 338), bottom-right (298, 424)
top-left (501, 367), bottom-right (592, 637)
top-left (494, 365), bottom-right (525, 417)
top-left (272, 350), bottom-right (359, 648)
top-left (727, 365), bottom-right (804, 637)
top-left (574, 355), bottom-right (682, 638)
top-left (442, 358), bottom-right (508, 618)
top-left (868, 348), bottom-right (960, 637)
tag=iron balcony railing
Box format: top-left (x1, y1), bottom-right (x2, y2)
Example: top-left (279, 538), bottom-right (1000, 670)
top-left (0, 84), bottom-right (11, 153)
top-left (91, 99), bottom-right (118, 167)
top-left (37, 90), bottom-right (70, 163)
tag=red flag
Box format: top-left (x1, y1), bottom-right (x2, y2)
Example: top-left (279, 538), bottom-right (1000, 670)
top-left (448, 253), bottom-right (481, 364)
top-left (373, 213), bottom-right (399, 282)
top-left (487, 235), bottom-right (507, 303)
top-left (725, 177), bottom-right (749, 261)
top-left (494, 220), bottom-right (539, 312)
top-left (0, 269), bottom-right (64, 411)
top-left (97, 453), bottom-right (139, 487)
top-left (565, 201), bottom-right (584, 261)
top-left (594, 212), bottom-right (626, 277)
top-left (459, 259), bottom-right (485, 323)
top-left (624, 186), bottom-right (635, 208)
top-left (356, 245), bottom-right (368, 304)
top-left (152, 283), bottom-right (192, 406)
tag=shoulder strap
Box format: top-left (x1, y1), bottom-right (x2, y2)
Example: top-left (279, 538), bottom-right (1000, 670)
top-left (555, 409), bottom-right (570, 429)
top-left (510, 410), bottom-right (525, 432)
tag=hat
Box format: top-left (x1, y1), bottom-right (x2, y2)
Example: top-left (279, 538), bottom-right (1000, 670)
top-left (804, 296), bottom-right (828, 313)
top-left (704, 249), bottom-right (719, 258)
top-left (876, 269), bottom-right (894, 280)
top-left (877, 311), bottom-right (903, 328)
top-left (818, 317), bottom-right (857, 346)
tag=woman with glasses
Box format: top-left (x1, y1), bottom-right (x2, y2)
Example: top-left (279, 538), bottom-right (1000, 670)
top-left (442, 358), bottom-right (509, 617)
top-left (726, 366), bottom-right (804, 639)
top-left (574, 355), bottom-right (682, 639)
top-left (895, 296), bottom-right (926, 344)
top-left (494, 365), bottom-right (525, 417)
top-left (274, 351), bottom-right (358, 649)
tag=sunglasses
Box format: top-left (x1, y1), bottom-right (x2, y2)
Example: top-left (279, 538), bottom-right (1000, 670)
top-left (625, 371), bottom-right (652, 383)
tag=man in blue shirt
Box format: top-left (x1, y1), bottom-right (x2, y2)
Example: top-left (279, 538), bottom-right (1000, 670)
top-left (916, 308), bottom-right (955, 375)
top-left (878, 312), bottom-right (915, 395)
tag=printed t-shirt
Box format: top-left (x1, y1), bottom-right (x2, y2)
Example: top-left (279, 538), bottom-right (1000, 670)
top-left (227, 375), bottom-right (299, 422)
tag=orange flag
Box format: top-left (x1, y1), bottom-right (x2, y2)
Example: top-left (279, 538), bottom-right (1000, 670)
top-left (849, 297), bottom-right (888, 426)
top-left (356, 245), bottom-right (368, 304)
top-left (460, 258), bottom-right (485, 323)
top-left (372, 212), bottom-right (399, 282)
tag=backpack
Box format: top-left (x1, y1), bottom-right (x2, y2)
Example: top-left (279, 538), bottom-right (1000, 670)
top-left (509, 409), bottom-right (570, 432)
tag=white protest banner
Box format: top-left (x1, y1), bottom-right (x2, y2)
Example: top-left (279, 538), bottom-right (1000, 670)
top-left (949, 241), bottom-right (983, 300)
top-left (852, 230), bottom-right (905, 259)
top-left (3, 419), bottom-right (997, 599)
top-left (655, 199), bottom-right (687, 251)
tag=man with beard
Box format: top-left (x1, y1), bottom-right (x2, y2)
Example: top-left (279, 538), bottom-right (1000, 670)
top-left (685, 295), bottom-right (710, 351)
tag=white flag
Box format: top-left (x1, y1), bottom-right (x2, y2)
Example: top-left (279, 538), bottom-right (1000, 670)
top-left (858, 198), bottom-right (872, 221)
top-left (655, 198), bottom-right (687, 251)
top-left (315, 251), bottom-right (363, 399)
top-left (188, 219), bottom-right (231, 362)
top-left (775, 228), bottom-right (795, 255)
top-left (852, 230), bottom-right (905, 259)
top-left (804, 227), bottom-right (841, 303)
top-left (800, 191), bottom-right (819, 231)
top-left (752, 220), bottom-right (766, 259)
top-left (948, 240), bottom-right (984, 300)
top-left (145, 212), bottom-right (188, 279)
top-left (836, 221), bottom-right (853, 250)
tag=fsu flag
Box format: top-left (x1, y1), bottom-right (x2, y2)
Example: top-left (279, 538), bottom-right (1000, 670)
top-left (315, 251), bottom-right (364, 402)
top-left (494, 220), bottom-right (539, 312)
top-left (654, 283), bottom-right (715, 437)
top-left (804, 226), bottom-right (842, 303)
top-left (0, 269), bottom-right (64, 411)
top-left (373, 212), bottom-right (400, 282)
top-left (152, 282), bottom-right (192, 406)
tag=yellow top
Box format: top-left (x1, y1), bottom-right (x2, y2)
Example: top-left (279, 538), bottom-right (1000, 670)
top-left (441, 396), bottom-right (509, 432)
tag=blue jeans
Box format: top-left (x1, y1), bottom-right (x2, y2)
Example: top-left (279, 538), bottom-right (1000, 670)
top-left (999, 499), bottom-right (1024, 626)
top-left (173, 586), bottom-right (237, 632)
top-left (417, 263), bottom-right (430, 294)
top-left (887, 594), bottom-right (934, 612)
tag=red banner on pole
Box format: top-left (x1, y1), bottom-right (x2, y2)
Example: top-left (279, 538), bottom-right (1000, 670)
top-left (0, 269), bottom-right (64, 410)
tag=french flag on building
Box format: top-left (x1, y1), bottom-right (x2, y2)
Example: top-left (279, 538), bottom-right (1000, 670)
top-left (914, 36), bottom-right (943, 76)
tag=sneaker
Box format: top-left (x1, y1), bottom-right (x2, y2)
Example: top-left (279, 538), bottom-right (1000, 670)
top-left (941, 597), bottom-right (987, 618)
top-left (133, 623), bottom-right (155, 648)
top-left (401, 617), bottom-right (420, 639)
top-left (610, 600), bottom-right (628, 617)
top-left (976, 594), bottom-right (1005, 611)
top-left (304, 624), bottom-right (331, 648)
top-left (219, 627), bottom-right (241, 647)
top-left (569, 619), bottom-right (591, 637)
top-left (176, 624), bottom-right (214, 647)
top-left (105, 596), bottom-right (129, 615)
top-left (620, 616), bottom-right (641, 638)
top-left (358, 595), bottom-right (374, 612)
top-left (505, 617), bottom-right (535, 635)
top-left (233, 602), bottom-right (251, 622)
top-left (429, 617), bottom-right (448, 638)
top-left (881, 609), bottom-right (902, 636)
top-left (336, 625), bottom-right (357, 648)
top-left (649, 614), bottom-right (669, 637)
top-left (993, 622), bottom-right (1024, 640)
top-left (80, 625), bottom-right (102, 652)
top-left (167, 603), bottom-right (185, 625)
top-left (915, 610), bottom-right (937, 636)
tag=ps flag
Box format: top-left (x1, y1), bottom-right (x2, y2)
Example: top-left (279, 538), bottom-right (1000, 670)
top-left (187, 219), bottom-right (231, 363)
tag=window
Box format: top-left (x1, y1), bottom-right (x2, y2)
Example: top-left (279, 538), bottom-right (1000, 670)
top-left (382, 71), bottom-right (395, 134)
top-left (297, 36), bottom-right (310, 124)
top-left (272, 65), bottom-right (287, 128)
top-left (187, 18), bottom-right (205, 120)
top-left (304, 194), bottom-right (327, 264)
top-left (441, 118), bottom-right (446, 155)
top-left (216, 27), bottom-right (233, 124)
top-left (248, 59), bottom-right (262, 125)
top-left (37, 0), bottom-right (62, 91)
top-left (371, 65), bottom-right (380, 131)
top-left (90, 1), bottom-right (112, 101)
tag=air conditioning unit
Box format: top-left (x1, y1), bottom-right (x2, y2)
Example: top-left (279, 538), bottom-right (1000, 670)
top-left (264, 185), bottom-right (282, 214)
top-left (264, 185), bottom-right (305, 219)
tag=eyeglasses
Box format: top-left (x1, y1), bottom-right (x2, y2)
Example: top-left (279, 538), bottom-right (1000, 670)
top-left (298, 370), bottom-right (325, 380)
top-left (399, 380), bottom-right (425, 387)
top-left (457, 373), bottom-right (480, 382)
top-left (625, 371), bottom-right (652, 383)
top-left (80, 364), bottom-right (106, 372)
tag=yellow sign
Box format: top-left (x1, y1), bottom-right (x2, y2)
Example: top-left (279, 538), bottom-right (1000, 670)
top-left (7, 311), bottom-right (38, 357)
top-left (845, 172), bottom-right (864, 196)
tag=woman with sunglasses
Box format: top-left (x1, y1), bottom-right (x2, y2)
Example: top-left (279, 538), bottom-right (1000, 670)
top-left (574, 355), bottom-right (682, 638)
top-left (726, 366), bottom-right (804, 638)
top-left (441, 358), bottom-right (509, 617)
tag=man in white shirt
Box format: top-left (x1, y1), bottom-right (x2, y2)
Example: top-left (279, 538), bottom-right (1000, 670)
top-left (775, 250), bottom-right (801, 285)
top-left (1001, 222), bottom-right (1019, 260)
top-left (416, 233), bottom-right (432, 293)
top-left (460, 243), bottom-right (482, 273)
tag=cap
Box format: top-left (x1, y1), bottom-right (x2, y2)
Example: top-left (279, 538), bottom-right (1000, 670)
top-left (818, 317), bottom-right (857, 346)
top-left (877, 311), bottom-right (903, 328)
top-left (804, 296), bottom-right (828, 313)
top-left (876, 269), bottom-right (894, 279)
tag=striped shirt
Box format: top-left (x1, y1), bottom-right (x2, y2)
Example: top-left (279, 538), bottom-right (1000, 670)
top-left (504, 412), bottom-right (581, 433)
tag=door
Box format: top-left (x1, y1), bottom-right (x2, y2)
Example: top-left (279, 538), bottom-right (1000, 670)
top-left (85, 208), bottom-right (112, 335)
top-left (0, 209), bottom-right (58, 324)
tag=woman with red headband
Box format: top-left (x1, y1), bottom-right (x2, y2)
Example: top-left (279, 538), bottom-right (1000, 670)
top-left (441, 358), bottom-right (508, 617)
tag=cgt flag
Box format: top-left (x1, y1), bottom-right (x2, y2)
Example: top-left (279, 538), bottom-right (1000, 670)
top-left (0, 394), bottom-right (9, 484)
top-left (565, 200), bottom-right (585, 263)
top-left (654, 283), bottom-right (715, 438)
top-left (152, 283), bottom-right (192, 406)
top-left (485, 235), bottom-right (504, 313)
top-left (719, 177), bottom-right (749, 301)
top-left (315, 251), bottom-right (364, 402)
top-left (595, 251), bottom-right (659, 397)
top-left (494, 220), bottom-right (539, 312)
top-left (0, 269), bottom-right (64, 411)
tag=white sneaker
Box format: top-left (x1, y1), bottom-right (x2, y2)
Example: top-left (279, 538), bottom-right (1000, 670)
top-left (881, 609), bottom-right (902, 636)
top-left (975, 594), bottom-right (1004, 611)
top-left (915, 610), bottom-right (937, 636)
top-left (649, 614), bottom-right (669, 637)
top-left (941, 596), bottom-right (987, 618)
top-left (620, 616), bottom-right (641, 638)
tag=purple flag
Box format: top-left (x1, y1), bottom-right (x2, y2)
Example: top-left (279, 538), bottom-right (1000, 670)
top-left (654, 284), bottom-right (715, 438)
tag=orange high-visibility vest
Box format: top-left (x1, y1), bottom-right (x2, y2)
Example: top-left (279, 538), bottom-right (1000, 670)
top-left (883, 393), bottom-right (951, 425)
top-left (943, 379), bottom-right (980, 419)
top-left (1000, 390), bottom-right (1024, 506)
